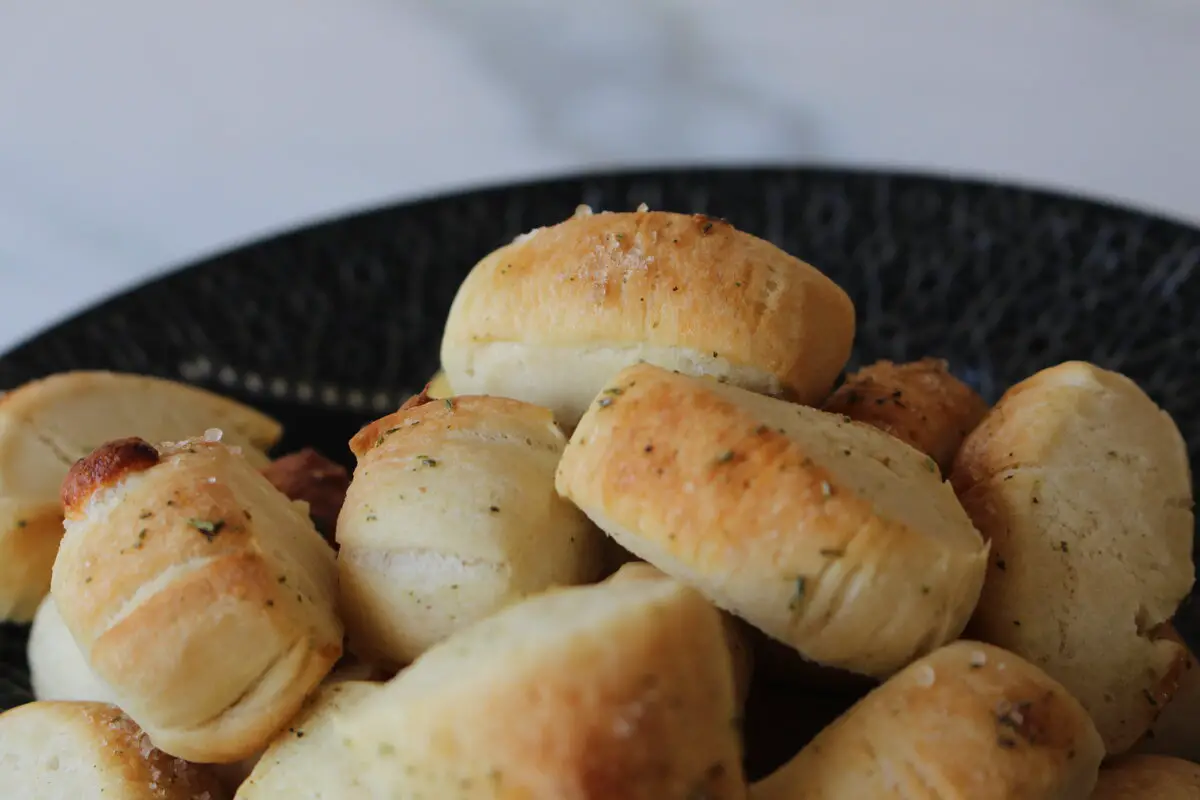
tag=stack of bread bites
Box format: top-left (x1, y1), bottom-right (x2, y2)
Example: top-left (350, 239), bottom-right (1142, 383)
top-left (1, 206), bottom-right (1197, 799)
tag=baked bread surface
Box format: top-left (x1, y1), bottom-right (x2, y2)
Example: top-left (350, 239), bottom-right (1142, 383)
top-left (50, 437), bottom-right (342, 763)
top-left (0, 700), bottom-right (228, 799)
top-left (440, 209), bottom-right (855, 426)
top-left (951, 361), bottom-right (1195, 754)
top-left (337, 394), bottom-right (604, 665)
top-left (27, 595), bottom-right (119, 705)
top-left (751, 641), bottom-right (1104, 800)
top-left (1091, 755), bottom-right (1200, 799)
top-left (556, 363), bottom-right (988, 677)
top-left (823, 357), bottom-right (988, 472)
top-left (0, 371), bottom-right (280, 622)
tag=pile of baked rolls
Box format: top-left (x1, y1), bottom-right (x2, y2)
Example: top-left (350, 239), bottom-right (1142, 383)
top-left (1, 206), bottom-right (1197, 799)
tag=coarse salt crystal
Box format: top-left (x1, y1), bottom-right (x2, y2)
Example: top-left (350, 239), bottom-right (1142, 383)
top-left (970, 651), bottom-right (987, 668)
top-left (574, 204), bottom-right (594, 218)
top-left (636, 202), bottom-right (650, 212)
top-left (203, 428), bottom-right (223, 442)
top-left (913, 664), bottom-right (936, 687)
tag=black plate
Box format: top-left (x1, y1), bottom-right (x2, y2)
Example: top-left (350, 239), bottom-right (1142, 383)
top-left (3, 167), bottom-right (1200, 777)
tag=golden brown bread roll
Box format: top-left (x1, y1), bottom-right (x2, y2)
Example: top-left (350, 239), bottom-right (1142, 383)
top-left (0, 700), bottom-right (229, 799)
top-left (50, 436), bottom-right (342, 763)
top-left (823, 357), bottom-right (988, 472)
top-left (241, 573), bottom-right (747, 799)
top-left (751, 641), bottom-right (1104, 800)
top-left (0, 371), bottom-right (280, 622)
top-left (337, 394), bottom-right (605, 666)
top-left (26, 595), bottom-right (119, 705)
top-left (556, 363), bottom-right (989, 678)
top-left (609, 561), bottom-right (755, 712)
top-left (1092, 755), bottom-right (1200, 799)
top-left (951, 361), bottom-right (1195, 754)
top-left (440, 207), bottom-right (855, 428)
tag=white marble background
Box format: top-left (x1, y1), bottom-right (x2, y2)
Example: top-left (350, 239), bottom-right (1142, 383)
top-left (1, 0), bottom-right (1199, 352)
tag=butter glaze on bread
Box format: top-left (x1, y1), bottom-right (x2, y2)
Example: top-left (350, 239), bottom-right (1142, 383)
top-left (823, 357), bottom-right (988, 472)
top-left (51, 437), bottom-right (342, 763)
top-left (751, 641), bottom-right (1104, 800)
top-left (241, 575), bottom-right (747, 799)
top-left (951, 361), bottom-right (1195, 754)
top-left (440, 208), bottom-right (855, 427)
top-left (1092, 755), bottom-right (1200, 799)
top-left (0, 371), bottom-right (280, 622)
top-left (337, 394), bottom-right (605, 666)
top-left (556, 363), bottom-right (988, 678)
top-left (0, 700), bottom-right (228, 799)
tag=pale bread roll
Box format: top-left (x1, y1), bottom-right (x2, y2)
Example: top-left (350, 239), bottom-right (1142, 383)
top-left (610, 561), bottom-right (755, 712)
top-left (951, 361), bottom-right (1195, 754)
top-left (752, 641), bottom-right (1104, 800)
top-left (26, 595), bottom-right (118, 705)
top-left (556, 363), bottom-right (989, 678)
top-left (51, 436), bottom-right (342, 763)
top-left (0, 371), bottom-right (280, 622)
top-left (0, 700), bottom-right (228, 799)
top-left (241, 574), bottom-right (747, 799)
top-left (1092, 755), bottom-right (1200, 799)
top-left (337, 394), bottom-right (605, 666)
top-left (440, 208), bottom-right (855, 428)
top-left (823, 357), bottom-right (988, 472)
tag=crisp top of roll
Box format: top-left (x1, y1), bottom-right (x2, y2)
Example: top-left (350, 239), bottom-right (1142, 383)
top-left (440, 208), bottom-right (855, 404)
top-left (556, 362), bottom-right (988, 677)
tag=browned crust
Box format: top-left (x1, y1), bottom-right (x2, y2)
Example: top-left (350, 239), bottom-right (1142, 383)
top-left (349, 394), bottom-right (554, 459)
top-left (441, 210), bottom-right (855, 404)
top-left (823, 357), bottom-right (988, 472)
top-left (61, 437), bottom-right (160, 519)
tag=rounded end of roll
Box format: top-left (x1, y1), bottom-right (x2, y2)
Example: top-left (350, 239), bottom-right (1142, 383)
top-left (60, 437), bottom-right (160, 519)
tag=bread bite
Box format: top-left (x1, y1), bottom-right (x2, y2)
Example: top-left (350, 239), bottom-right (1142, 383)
top-left (752, 641), bottom-right (1104, 800)
top-left (0, 700), bottom-right (228, 799)
top-left (823, 357), bottom-right (988, 472)
top-left (50, 436), bottom-right (342, 763)
top-left (1092, 755), bottom-right (1200, 799)
top-left (951, 361), bottom-right (1195, 754)
top-left (0, 370), bottom-right (281, 622)
top-left (556, 363), bottom-right (989, 678)
top-left (244, 572), bottom-right (747, 799)
top-left (440, 207), bottom-right (855, 427)
top-left (337, 394), bottom-right (605, 666)
top-left (27, 595), bottom-right (118, 705)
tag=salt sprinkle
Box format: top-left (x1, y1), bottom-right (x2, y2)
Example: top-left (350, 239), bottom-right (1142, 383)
top-left (636, 202), bottom-right (650, 212)
top-left (574, 204), bottom-right (594, 218)
top-left (913, 664), bottom-right (936, 687)
top-left (203, 428), bottom-right (224, 443)
top-left (970, 651), bottom-right (987, 668)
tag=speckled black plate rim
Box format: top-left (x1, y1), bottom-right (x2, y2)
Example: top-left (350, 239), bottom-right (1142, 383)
top-left (4, 162), bottom-right (1197, 397)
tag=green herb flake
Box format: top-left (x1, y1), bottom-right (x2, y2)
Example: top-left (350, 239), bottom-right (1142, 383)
top-left (788, 576), bottom-right (807, 612)
top-left (443, 398), bottom-right (454, 410)
top-left (819, 481), bottom-right (833, 498)
top-left (139, 510), bottom-right (153, 520)
top-left (14, 519), bottom-right (25, 529)
top-left (417, 455), bottom-right (438, 468)
top-left (715, 450), bottom-right (735, 465)
top-left (925, 457), bottom-right (937, 473)
top-left (596, 396), bottom-right (614, 409)
top-left (489, 506), bottom-right (500, 514)
top-left (187, 518), bottom-right (225, 540)
top-left (819, 547), bottom-right (844, 558)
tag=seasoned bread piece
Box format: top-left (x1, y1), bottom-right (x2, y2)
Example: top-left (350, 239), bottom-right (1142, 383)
top-left (752, 641), bottom-right (1104, 800)
top-left (241, 574), bottom-right (747, 799)
top-left (609, 561), bottom-right (755, 712)
top-left (0, 371), bottom-right (281, 622)
top-left (51, 436), bottom-right (342, 763)
top-left (1092, 755), bottom-right (1200, 799)
top-left (556, 363), bottom-right (989, 678)
top-left (0, 700), bottom-right (228, 799)
top-left (26, 595), bottom-right (118, 705)
top-left (823, 357), bottom-right (988, 472)
top-left (337, 394), bottom-right (605, 666)
top-left (951, 361), bottom-right (1195, 754)
top-left (440, 207), bottom-right (855, 427)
